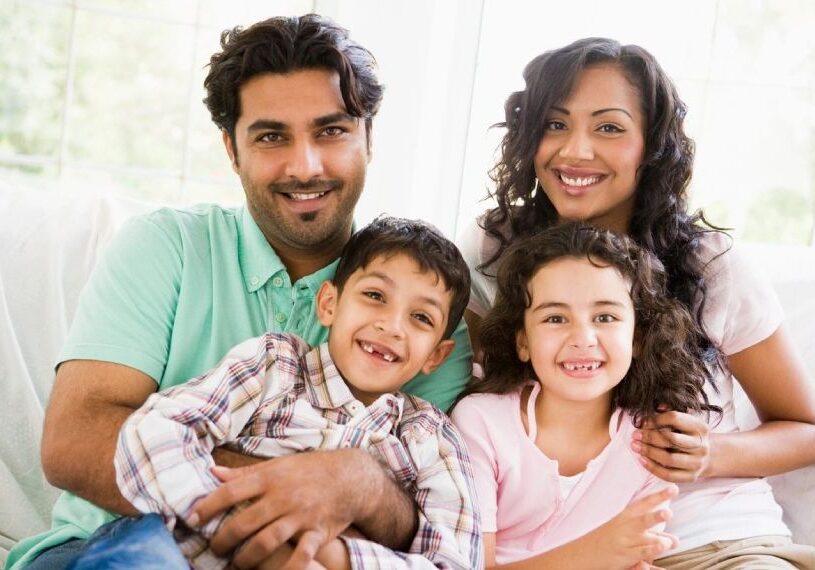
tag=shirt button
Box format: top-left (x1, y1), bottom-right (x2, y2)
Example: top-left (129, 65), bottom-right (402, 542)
top-left (250, 276), bottom-right (260, 286)
top-left (275, 313), bottom-right (286, 323)
top-left (272, 276), bottom-right (283, 287)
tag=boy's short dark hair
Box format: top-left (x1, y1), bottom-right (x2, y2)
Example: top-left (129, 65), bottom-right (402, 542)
top-left (333, 216), bottom-right (471, 339)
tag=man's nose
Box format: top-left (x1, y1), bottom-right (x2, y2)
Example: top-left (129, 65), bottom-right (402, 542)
top-left (284, 139), bottom-right (324, 181)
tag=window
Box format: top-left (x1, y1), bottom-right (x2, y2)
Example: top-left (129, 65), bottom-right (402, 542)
top-left (2, 0), bottom-right (813, 246)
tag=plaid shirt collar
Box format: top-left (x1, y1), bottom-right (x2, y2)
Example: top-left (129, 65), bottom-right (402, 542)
top-left (301, 342), bottom-right (406, 423)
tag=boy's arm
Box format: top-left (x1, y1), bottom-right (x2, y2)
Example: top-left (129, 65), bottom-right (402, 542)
top-left (332, 415), bottom-right (482, 569)
top-left (115, 334), bottom-right (284, 534)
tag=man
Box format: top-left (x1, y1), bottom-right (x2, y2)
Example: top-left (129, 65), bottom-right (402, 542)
top-left (7, 14), bottom-right (472, 570)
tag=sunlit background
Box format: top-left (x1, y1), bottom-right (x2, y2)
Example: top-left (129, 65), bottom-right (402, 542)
top-left (1, 0), bottom-right (813, 247)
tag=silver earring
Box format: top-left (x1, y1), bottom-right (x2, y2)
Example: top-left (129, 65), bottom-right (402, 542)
top-left (531, 178), bottom-right (540, 197)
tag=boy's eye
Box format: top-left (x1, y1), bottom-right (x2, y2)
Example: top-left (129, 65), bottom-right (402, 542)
top-left (363, 291), bottom-right (384, 302)
top-left (413, 313), bottom-right (433, 327)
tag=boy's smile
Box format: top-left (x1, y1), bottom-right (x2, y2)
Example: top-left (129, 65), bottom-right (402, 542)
top-left (317, 253), bottom-right (455, 405)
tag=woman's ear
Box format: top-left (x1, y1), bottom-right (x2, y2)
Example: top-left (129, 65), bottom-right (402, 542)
top-left (316, 281), bottom-right (339, 327)
top-left (516, 329), bottom-right (530, 362)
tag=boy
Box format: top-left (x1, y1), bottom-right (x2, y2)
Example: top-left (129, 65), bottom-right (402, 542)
top-left (109, 216), bottom-right (481, 569)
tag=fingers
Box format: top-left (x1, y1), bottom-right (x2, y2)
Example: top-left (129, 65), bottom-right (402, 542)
top-left (194, 468), bottom-right (266, 525)
top-left (229, 515), bottom-right (301, 568)
top-left (210, 497), bottom-right (281, 555)
top-left (624, 485), bottom-right (678, 517)
top-left (281, 530), bottom-right (325, 570)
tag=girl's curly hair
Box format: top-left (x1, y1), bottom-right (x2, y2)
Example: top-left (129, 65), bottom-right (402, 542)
top-left (480, 37), bottom-right (726, 375)
top-left (464, 223), bottom-right (720, 425)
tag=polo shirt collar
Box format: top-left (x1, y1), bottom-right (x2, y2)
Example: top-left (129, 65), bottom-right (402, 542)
top-left (238, 206), bottom-right (341, 294)
top-left (238, 206), bottom-right (286, 293)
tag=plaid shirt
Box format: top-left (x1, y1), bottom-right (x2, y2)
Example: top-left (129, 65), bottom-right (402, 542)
top-left (115, 332), bottom-right (482, 569)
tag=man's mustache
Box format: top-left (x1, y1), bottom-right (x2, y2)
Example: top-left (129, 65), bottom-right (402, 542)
top-left (269, 179), bottom-right (342, 194)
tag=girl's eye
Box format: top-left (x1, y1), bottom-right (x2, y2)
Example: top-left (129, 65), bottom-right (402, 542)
top-left (363, 291), bottom-right (384, 302)
top-left (413, 313), bottom-right (433, 326)
top-left (544, 120), bottom-right (566, 131)
top-left (596, 314), bottom-right (617, 323)
top-left (597, 123), bottom-right (624, 134)
top-left (543, 315), bottom-right (565, 324)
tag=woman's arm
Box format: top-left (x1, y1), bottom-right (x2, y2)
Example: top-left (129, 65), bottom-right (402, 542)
top-left (636, 325), bottom-right (815, 480)
top-left (483, 486), bottom-right (678, 570)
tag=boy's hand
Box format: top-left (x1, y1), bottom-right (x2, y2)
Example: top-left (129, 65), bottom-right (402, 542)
top-left (582, 485), bottom-right (679, 569)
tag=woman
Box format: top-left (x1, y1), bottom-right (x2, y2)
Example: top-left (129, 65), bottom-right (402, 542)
top-left (457, 37), bottom-right (815, 568)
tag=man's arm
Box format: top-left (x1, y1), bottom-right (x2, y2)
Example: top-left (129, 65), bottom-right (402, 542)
top-left (193, 449), bottom-right (418, 569)
top-left (41, 359), bottom-right (157, 515)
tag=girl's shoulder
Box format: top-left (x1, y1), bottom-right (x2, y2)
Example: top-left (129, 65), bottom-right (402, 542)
top-left (450, 387), bottom-right (525, 424)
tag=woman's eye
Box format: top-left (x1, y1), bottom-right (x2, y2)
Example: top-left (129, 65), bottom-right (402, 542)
top-left (543, 315), bottom-right (565, 324)
top-left (544, 120), bottom-right (566, 131)
top-left (598, 124), bottom-right (624, 134)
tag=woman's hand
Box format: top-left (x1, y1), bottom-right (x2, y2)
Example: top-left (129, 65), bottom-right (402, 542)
top-left (633, 408), bottom-right (711, 483)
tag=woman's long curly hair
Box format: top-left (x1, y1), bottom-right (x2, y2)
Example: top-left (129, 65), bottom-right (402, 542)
top-left (481, 37), bottom-right (726, 373)
top-left (465, 223), bottom-right (719, 424)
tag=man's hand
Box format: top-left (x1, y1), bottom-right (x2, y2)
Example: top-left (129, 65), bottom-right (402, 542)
top-left (192, 448), bottom-right (416, 569)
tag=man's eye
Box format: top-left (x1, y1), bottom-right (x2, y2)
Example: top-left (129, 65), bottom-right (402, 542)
top-left (363, 291), bottom-right (383, 302)
top-left (258, 133), bottom-right (283, 143)
top-left (322, 126), bottom-right (345, 137)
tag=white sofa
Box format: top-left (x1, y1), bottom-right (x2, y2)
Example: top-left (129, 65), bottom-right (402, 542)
top-left (1, 187), bottom-right (814, 565)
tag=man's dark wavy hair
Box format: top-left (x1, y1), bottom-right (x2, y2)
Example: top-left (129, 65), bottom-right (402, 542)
top-left (481, 37), bottom-right (726, 373)
top-left (333, 216), bottom-right (471, 340)
top-left (203, 14), bottom-right (383, 152)
top-left (464, 223), bottom-right (719, 425)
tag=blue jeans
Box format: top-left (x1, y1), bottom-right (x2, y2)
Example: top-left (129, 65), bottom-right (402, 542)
top-left (27, 514), bottom-right (189, 570)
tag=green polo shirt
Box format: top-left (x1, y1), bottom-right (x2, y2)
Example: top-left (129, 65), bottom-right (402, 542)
top-left (7, 204), bottom-right (472, 569)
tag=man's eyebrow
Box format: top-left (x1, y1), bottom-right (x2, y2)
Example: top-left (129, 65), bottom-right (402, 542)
top-left (246, 119), bottom-right (288, 133)
top-left (313, 112), bottom-right (356, 128)
top-left (549, 106), bottom-right (633, 119)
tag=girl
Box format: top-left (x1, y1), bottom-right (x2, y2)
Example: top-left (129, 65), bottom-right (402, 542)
top-left (457, 37), bottom-right (815, 568)
top-left (452, 222), bottom-right (716, 568)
